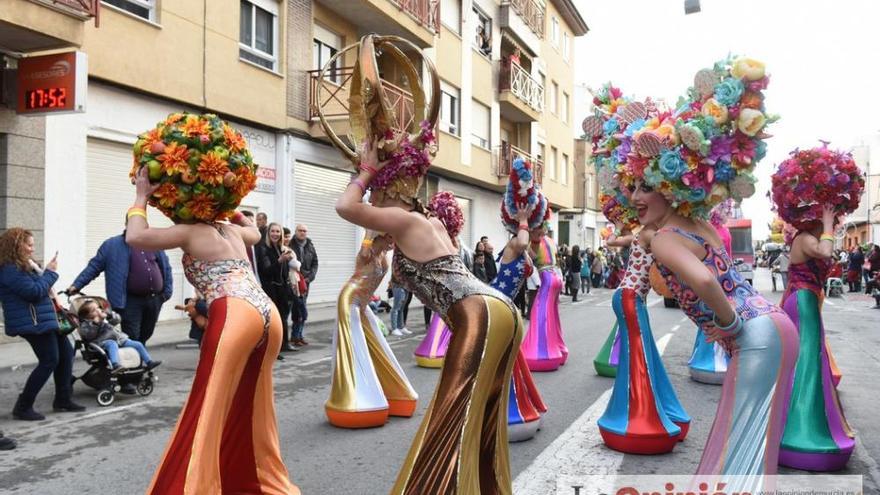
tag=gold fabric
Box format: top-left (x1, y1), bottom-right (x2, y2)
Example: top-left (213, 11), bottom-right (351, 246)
top-left (392, 295), bottom-right (523, 495)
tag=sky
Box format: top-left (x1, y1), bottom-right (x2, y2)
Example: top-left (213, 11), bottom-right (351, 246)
top-left (571, 0), bottom-right (880, 239)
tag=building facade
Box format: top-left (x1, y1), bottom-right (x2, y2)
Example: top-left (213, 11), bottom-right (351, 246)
top-left (1, 0), bottom-right (588, 324)
top-left (846, 136), bottom-right (880, 249)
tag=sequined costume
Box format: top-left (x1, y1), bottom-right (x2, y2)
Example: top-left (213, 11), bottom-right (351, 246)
top-left (148, 255), bottom-right (298, 495)
top-left (657, 228), bottom-right (798, 490)
top-left (414, 313), bottom-right (452, 368)
top-left (326, 246), bottom-right (418, 428)
top-left (490, 253), bottom-right (548, 442)
top-left (779, 252), bottom-right (854, 471)
top-left (593, 323), bottom-right (620, 377)
top-left (598, 237), bottom-right (691, 454)
top-left (522, 236), bottom-right (567, 371)
top-left (391, 252), bottom-right (522, 495)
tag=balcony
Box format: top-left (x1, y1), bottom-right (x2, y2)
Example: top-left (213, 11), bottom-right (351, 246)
top-left (499, 0), bottom-right (544, 56)
top-left (498, 59), bottom-right (544, 122)
top-left (498, 142), bottom-right (543, 185)
top-left (314, 0), bottom-right (439, 48)
top-left (307, 66), bottom-right (416, 141)
top-left (0, 0), bottom-right (99, 52)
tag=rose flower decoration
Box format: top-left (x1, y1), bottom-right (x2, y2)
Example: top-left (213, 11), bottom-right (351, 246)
top-left (131, 112), bottom-right (257, 223)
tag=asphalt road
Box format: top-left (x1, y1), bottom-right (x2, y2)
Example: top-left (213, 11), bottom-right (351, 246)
top-left (0, 268), bottom-right (877, 494)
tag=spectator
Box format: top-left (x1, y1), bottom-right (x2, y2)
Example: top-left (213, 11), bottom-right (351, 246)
top-left (847, 246), bottom-right (864, 292)
top-left (257, 223), bottom-right (297, 353)
top-left (77, 300), bottom-right (161, 372)
top-left (289, 224), bottom-right (318, 346)
top-left (473, 251), bottom-right (489, 282)
top-left (772, 247), bottom-right (791, 292)
top-left (283, 227), bottom-right (305, 330)
top-left (457, 237), bottom-right (474, 272)
top-left (568, 245), bottom-right (582, 302)
top-left (580, 250), bottom-right (592, 294)
top-left (866, 245), bottom-right (880, 294)
top-left (69, 216), bottom-right (173, 344)
top-left (240, 211), bottom-right (262, 283)
top-left (479, 236), bottom-right (498, 282)
top-left (591, 251), bottom-right (605, 288)
top-left (389, 275), bottom-right (411, 337)
top-left (256, 212), bottom-right (269, 243)
top-left (176, 295), bottom-right (208, 345)
top-left (475, 25), bottom-right (491, 57)
top-left (525, 264), bottom-right (540, 319)
top-left (1, 228), bottom-right (85, 421)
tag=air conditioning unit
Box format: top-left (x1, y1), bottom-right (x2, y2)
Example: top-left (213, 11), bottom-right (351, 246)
top-left (684, 0), bottom-right (701, 14)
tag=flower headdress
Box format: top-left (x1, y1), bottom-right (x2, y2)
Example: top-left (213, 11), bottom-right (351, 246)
top-left (709, 198), bottom-right (734, 228)
top-left (130, 112), bottom-right (257, 223)
top-left (615, 56), bottom-right (776, 219)
top-left (501, 157), bottom-right (550, 234)
top-left (368, 121), bottom-right (436, 204)
top-left (600, 194), bottom-right (639, 232)
top-left (770, 142), bottom-right (865, 231)
top-left (427, 190), bottom-right (465, 239)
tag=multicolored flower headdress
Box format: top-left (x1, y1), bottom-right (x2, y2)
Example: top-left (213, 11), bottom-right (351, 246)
top-left (427, 190), bottom-right (465, 239)
top-left (770, 143), bottom-right (865, 231)
top-left (130, 112), bottom-right (257, 223)
top-left (368, 121), bottom-right (437, 204)
top-left (501, 157), bottom-right (550, 234)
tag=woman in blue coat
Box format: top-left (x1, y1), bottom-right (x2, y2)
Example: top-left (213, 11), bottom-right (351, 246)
top-left (0, 228), bottom-right (85, 420)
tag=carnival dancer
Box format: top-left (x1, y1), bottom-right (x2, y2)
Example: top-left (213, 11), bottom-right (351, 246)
top-left (687, 202), bottom-right (733, 385)
top-left (336, 131), bottom-right (522, 494)
top-left (326, 232), bottom-right (419, 428)
top-left (629, 58), bottom-right (797, 490)
top-left (771, 145), bottom-right (861, 471)
top-left (414, 313), bottom-right (452, 368)
top-left (129, 113), bottom-right (297, 494)
top-left (498, 158), bottom-right (549, 442)
top-left (592, 211), bottom-right (634, 378)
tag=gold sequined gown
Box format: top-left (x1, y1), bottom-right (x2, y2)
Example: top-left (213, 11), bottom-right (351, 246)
top-left (325, 247), bottom-right (418, 428)
top-left (391, 251), bottom-right (523, 495)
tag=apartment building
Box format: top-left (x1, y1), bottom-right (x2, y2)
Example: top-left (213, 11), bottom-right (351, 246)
top-left (846, 135), bottom-right (880, 249)
top-left (0, 0), bottom-right (588, 320)
top-left (560, 138), bottom-right (601, 251)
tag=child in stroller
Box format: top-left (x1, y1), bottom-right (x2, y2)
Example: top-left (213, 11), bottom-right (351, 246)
top-left (68, 295), bottom-right (160, 406)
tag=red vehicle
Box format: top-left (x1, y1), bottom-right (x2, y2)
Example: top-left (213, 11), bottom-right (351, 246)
top-left (726, 217), bottom-right (754, 285)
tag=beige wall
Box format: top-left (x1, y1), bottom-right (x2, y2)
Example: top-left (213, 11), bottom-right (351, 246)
top-left (83, 0), bottom-right (288, 128)
top-left (1, 0), bottom-right (86, 48)
top-left (436, 25), bottom-right (463, 87)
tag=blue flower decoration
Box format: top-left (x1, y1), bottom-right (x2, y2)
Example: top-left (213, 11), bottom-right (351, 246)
top-left (603, 118), bottom-right (619, 134)
top-left (644, 165), bottom-right (665, 187)
top-left (658, 149), bottom-right (688, 180)
top-left (714, 77), bottom-right (744, 106)
top-left (714, 160), bottom-right (735, 182)
top-left (755, 141), bottom-right (767, 162)
top-left (624, 118), bottom-right (646, 137)
top-left (686, 188), bottom-right (707, 202)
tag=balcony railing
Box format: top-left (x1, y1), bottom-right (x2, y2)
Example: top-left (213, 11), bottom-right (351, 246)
top-left (31, 0), bottom-right (100, 25)
top-left (505, 0), bottom-right (544, 38)
top-left (308, 66), bottom-right (416, 136)
top-left (499, 59), bottom-right (544, 114)
top-left (498, 141), bottom-right (543, 184)
top-left (389, 0), bottom-right (440, 34)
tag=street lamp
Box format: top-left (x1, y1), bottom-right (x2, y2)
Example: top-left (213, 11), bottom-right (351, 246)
top-left (684, 0), bottom-right (701, 14)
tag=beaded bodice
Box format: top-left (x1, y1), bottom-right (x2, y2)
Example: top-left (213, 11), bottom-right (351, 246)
top-left (182, 254), bottom-right (272, 328)
top-left (618, 235), bottom-right (652, 299)
top-left (656, 227), bottom-right (782, 333)
top-left (490, 254), bottom-right (527, 299)
top-left (787, 257), bottom-right (831, 295)
top-left (392, 251), bottom-right (506, 316)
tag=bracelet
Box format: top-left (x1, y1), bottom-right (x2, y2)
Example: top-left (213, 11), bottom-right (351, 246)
top-left (820, 233), bottom-right (835, 243)
top-left (351, 178), bottom-right (367, 194)
top-left (518, 224), bottom-right (529, 232)
top-left (359, 162), bottom-right (379, 175)
top-left (127, 207), bottom-right (147, 220)
top-left (361, 239), bottom-right (373, 247)
top-left (711, 312), bottom-right (743, 337)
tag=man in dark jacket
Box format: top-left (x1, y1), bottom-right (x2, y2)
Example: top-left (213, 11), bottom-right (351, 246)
top-left (289, 224), bottom-right (317, 346)
top-left (257, 212), bottom-right (268, 243)
top-left (69, 225), bottom-right (173, 344)
top-left (847, 247), bottom-right (865, 292)
top-left (480, 236), bottom-right (498, 282)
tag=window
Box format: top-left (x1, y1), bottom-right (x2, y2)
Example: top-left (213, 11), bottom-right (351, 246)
top-left (103, 0), bottom-right (155, 21)
top-left (539, 72), bottom-right (547, 107)
top-left (550, 81), bottom-right (558, 115)
top-left (561, 153), bottom-right (569, 185)
top-left (441, 0), bottom-right (461, 33)
top-left (313, 25), bottom-right (342, 83)
top-left (472, 6), bottom-right (492, 57)
top-left (440, 81), bottom-right (460, 135)
top-left (562, 31), bottom-right (570, 60)
top-left (562, 91), bottom-right (569, 123)
top-left (240, 0), bottom-right (279, 71)
top-left (549, 146), bottom-right (558, 180)
top-left (586, 173), bottom-right (595, 201)
top-left (537, 143), bottom-right (546, 163)
top-left (551, 16), bottom-right (560, 47)
top-left (471, 100), bottom-right (490, 149)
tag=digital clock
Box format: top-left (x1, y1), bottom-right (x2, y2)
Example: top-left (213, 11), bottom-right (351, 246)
top-left (16, 51), bottom-right (87, 115)
top-left (24, 88), bottom-right (68, 110)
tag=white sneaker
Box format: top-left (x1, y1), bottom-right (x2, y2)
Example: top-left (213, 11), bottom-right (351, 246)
top-left (391, 329), bottom-right (406, 337)
top-left (401, 327), bottom-right (413, 335)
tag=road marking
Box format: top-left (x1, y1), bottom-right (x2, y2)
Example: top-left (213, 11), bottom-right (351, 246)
top-left (298, 356), bottom-right (332, 367)
top-left (824, 299), bottom-right (836, 306)
top-left (670, 325), bottom-right (681, 333)
top-left (648, 297), bottom-right (663, 307)
top-left (679, 316), bottom-right (689, 323)
top-left (11, 401), bottom-right (154, 436)
top-left (513, 332), bottom-right (674, 493)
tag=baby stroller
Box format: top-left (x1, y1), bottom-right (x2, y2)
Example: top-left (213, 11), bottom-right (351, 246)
top-left (62, 292), bottom-right (157, 406)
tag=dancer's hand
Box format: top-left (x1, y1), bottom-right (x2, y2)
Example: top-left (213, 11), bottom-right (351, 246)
top-left (360, 138), bottom-right (389, 175)
top-left (821, 205), bottom-right (837, 230)
top-left (134, 166), bottom-right (160, 202)
top-left (514, 207), bottom-right (532, 223)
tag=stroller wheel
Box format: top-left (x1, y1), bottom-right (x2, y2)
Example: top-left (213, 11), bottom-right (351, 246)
top-left (137, 380), bottom-right (154, 397)
top-left (97, 390), bottom-right (115, 407)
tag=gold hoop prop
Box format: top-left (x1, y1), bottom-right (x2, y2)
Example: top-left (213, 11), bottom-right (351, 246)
top-left (315, 34), bottom-right (440, 164)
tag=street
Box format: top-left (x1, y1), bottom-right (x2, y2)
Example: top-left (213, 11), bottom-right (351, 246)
top-left (1, 268), bottom-right (878, 494)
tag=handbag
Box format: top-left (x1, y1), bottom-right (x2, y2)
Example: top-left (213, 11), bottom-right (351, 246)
top-left (52, 297), bottom-right (79, 336)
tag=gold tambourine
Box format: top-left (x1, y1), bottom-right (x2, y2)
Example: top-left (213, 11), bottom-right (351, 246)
top-left (316, 34), bottom-right (440, 164)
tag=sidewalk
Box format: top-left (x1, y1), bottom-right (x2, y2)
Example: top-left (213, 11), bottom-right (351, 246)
top-left (0, 300), bottom-right (347, 370)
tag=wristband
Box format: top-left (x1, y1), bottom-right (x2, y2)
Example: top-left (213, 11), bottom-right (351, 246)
top-left (361, 239), bottom-right (373, 248)
top-left (127, 207), bottom-right (147, 220)
top-left (820, 233), bottom-right (835, 243)
top-left (359, 162), bottom-right (379, 175)
top-left (711, 312), bottom-right (743, 337)
top-left (351, 178), bottom-right (367, 194)
top-left (518, 224), bottom-right (529, 232)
